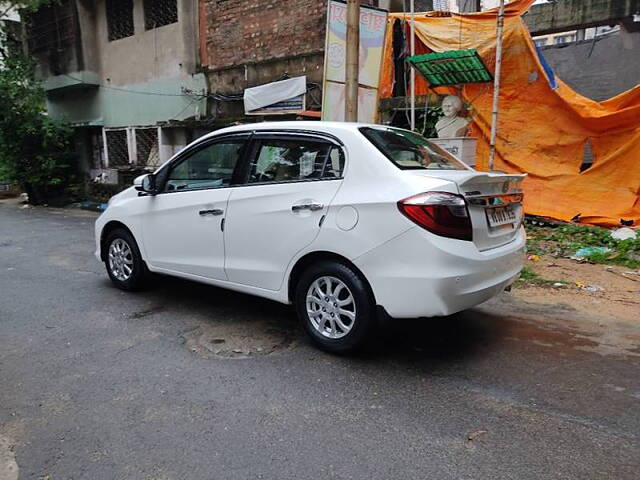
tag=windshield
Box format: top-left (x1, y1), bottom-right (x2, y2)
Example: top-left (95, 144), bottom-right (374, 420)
top-left (360, 127), bottom-right (470, 171)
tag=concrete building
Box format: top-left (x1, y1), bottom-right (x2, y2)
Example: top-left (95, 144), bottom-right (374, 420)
top-left (25, 0), bottom-right (206, 185)
top-left (199, 0), bottom-right (398, 125)
top-left (24, 0), bottom-right (639, 188)
top-left (524, 0), bottom-right (640, 101)
top-left (26, 0), bottom-right (397, 185)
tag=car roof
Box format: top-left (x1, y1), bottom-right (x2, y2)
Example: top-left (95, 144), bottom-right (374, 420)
top-left (196, 121), bottom-right (382, 144)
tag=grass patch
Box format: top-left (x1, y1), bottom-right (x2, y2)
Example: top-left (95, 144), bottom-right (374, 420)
top-left (515, 266), bottom-right (567, 288)
top-left (526, 223), bottom-right (640, 268)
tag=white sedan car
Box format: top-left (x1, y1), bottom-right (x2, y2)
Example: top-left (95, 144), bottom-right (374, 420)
top-left (95, 122), bottom-right (525, 353)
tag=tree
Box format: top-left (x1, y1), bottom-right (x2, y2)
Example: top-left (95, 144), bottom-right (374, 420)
top-left (0, 1), bottom-right (52, 20)
top-left (0, 0), bottom-right (76, 205)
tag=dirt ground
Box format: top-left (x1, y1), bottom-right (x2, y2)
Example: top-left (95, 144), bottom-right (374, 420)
top-left (514, 256), bottom-right (640, 324)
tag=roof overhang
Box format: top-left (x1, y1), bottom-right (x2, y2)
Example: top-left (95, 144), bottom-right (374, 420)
top-left (44, 71), bottom-right (100, 94)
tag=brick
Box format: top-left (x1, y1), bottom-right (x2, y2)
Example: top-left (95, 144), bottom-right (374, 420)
top-left (203, 0), bottom-right (327, 70)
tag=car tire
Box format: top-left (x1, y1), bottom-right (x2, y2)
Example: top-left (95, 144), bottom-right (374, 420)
top-left (295, 261), bottom-right (376, 354)
top-left (104, 228), bottom-right (149, 291)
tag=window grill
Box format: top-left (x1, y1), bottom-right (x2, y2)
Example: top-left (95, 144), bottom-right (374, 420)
top-left (25, 0), bottom-right (77, 66)
top-left (144, 0), bottom-right (178, 30)
top-left (105, 130), bottom-right (130, 167)
top-left (90, 130), bottom-right (105, 170)
top-left (136, 129), bottom-right (161, 167)
top-left (106, 0), bottom-right (134, 41)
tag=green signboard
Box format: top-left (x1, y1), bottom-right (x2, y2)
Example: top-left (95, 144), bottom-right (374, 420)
top-left (407, 49), bottom-right (492, 87)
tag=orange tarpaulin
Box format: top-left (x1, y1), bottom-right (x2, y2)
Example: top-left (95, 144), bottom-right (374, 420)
top-left (380, 0), bottom-right (640, 227)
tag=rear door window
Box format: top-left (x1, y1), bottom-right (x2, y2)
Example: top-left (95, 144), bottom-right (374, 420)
top-left (247, 138), bottom-right (344, 184)
top-left (360, 127), bottom-right (469, 171)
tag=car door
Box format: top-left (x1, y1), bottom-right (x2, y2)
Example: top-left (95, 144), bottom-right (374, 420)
top-left (224, 133), bottom-right (346, 291)
top-left (140, 134), bottom-right (249, 280)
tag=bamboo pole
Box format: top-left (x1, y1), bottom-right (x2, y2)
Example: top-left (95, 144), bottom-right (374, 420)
top-left (345, 0), bottom-right (360, 122)
top-left (410, 0), bottom-right (416, 131)
top-left (488, 0), bottom-right (505, 171)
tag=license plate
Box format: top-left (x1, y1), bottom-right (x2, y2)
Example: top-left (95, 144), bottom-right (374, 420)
top-left (486, 205), bottom-right (517, 227)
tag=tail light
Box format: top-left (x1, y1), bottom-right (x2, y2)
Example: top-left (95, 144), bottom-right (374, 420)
top-left (398, 192), bottom-right (472, 241)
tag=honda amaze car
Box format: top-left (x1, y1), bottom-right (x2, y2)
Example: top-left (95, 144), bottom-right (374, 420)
top-left (95, 122), bottom-right (525, 353)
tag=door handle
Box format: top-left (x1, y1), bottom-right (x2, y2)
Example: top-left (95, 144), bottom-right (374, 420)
top-left (291, 203), bottom-right (324, 212)
top-left (199, 209), bottom-right (223, 216)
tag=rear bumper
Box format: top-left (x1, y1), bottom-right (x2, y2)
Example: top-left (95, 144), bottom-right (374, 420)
top-left (353, 226), bottom-right (525, 318)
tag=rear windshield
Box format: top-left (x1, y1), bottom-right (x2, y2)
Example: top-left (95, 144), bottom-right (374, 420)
top-left (360, 127), bottom-right (469, 171)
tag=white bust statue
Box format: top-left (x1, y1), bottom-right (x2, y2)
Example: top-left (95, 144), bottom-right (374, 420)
top-left (435, 95), bottom-right (470, 138)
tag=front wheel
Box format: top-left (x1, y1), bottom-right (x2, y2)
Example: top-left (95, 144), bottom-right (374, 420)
top-left (295, 261), bottom-right (376, 354)
top-left (104, 228), bottom-right (149, 291)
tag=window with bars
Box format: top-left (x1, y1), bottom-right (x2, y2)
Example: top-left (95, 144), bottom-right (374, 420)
top-left (136, 129), bottom-right (161, 167)
top-left (25, 0), bottom-right (78, 74)
top-left (106, 0), bottom-right (134, 41)
top-left (105, 130), bottom-right (130, 167)
top-left (144, 0), bottom-right (178, 30)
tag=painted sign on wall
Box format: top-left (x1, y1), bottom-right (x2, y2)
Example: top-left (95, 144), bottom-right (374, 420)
top-left (322, 1), bottom-right (388, 123)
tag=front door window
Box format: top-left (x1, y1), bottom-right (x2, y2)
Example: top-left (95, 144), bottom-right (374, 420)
top-left (164, 140), bottom-right (245, 192)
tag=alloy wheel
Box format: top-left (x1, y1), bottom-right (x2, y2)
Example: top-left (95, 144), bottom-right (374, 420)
top-left (108, 238), bottom-right (134, 282)
top-left (306, 276), bottom-right (357, 339)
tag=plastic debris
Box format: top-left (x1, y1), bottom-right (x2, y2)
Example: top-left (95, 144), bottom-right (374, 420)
top-left (570, 246), bottom-right (611, 260)
top-left (610, 227), bottom-right (637, 241)
top-left (552, 282), bottom-right (565, 288)
top-left (527, 254), bottom-right (540, 262)
top-left (582, 284), bottom-right (603, 293)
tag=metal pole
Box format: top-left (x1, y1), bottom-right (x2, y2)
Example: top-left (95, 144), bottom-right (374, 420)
top-left (345, 0), bottom-right (360, 122)
top-left (488, 0), bottom-right (505, 171)
top-left (410, 0), bottom-right (416, 131)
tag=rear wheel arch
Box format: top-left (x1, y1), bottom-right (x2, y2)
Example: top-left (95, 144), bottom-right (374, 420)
top-left (100, 221), bottom-right (137, 261)
top-left (287, 251), bottom-right (375, 304)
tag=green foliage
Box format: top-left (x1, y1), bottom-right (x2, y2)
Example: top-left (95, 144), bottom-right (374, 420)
top-left (0, 13), bottom-right (76, 205)
top-left (515, 266), bottom-right (566, 288)
top-left (518, 267), bottom-right (538, 281)
top-left (526, 223), bottom-right (640, 268)
top-left (389, 104), bottom-right (442, 138)
top-left (1, 0), bottom-right (55, 16)
top-left (418, 105), bottom-right (442, 138)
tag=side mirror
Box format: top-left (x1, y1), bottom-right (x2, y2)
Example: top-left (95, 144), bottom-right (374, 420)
top-left (134, 174), bottom-right (156, 195)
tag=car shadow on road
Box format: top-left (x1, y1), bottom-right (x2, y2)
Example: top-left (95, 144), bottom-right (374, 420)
top-left (364, 309), bottom-right (503, 363)
top-left (113, 274), bottom-right (507, 364)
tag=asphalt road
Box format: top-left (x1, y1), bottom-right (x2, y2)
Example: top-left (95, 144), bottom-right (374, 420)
top-left (1, 204), bottom-right (639, 480)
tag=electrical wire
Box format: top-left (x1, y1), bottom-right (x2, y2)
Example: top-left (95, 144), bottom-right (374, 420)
top-left (171, 98), bottom-right (198, 120)
top-left (62, 72), bottom-right (321, 108)
top-left (62, 74), bottom-right (207, 98)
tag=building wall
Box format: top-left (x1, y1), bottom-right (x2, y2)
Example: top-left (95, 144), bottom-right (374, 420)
top-left (28, 0), bottom-right (208, 177)
top-left (200, 0), bottom-right (385, 122)
top-left (525, 0), bottom-right (640, 36)
top-left (81, 0), bottom-right (197, 84)
top-left (202, 0), bottom-right (327, 70)
top-left (201, 0), bottom-right (328, 121)
top-left (41, 0), bottom-right (206, 130)
top-left (538, 29), bottom-right (640, 102)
